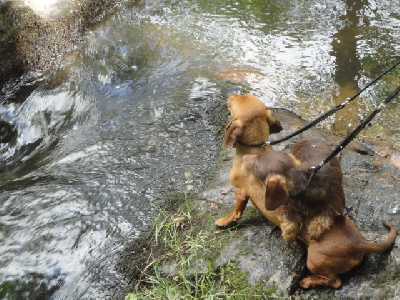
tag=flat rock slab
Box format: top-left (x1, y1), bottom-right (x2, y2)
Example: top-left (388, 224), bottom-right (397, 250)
top-left (201, 108), bottom-right (400, 299)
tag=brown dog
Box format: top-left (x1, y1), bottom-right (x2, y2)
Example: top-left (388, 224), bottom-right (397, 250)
top-left (243, 137), bottom-right (345, 243)
top-left (215, 92), bottom-right (343, 242)
top-left (298, 217), bottom-right (397, 288)
top-left (215, 93), bottom-right (397, 288)
top-left (215, 92), bottom-right (283, 228)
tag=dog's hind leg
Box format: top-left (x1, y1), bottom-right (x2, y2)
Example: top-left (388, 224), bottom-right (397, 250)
top-left (215, 187), bottom-right (249, 228)
top-left (301, 251), bottom-right (342, 289)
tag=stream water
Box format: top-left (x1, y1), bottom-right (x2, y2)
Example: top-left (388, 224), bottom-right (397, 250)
top-left (0, 0), bottom-right (399, 298)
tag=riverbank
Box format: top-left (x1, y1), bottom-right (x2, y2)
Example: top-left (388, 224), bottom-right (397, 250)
top-left (119, 107), bottom-right (400, 299)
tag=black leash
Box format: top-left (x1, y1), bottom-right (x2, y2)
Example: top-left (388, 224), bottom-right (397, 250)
top-left (259, 60), bottom-right (400, 147)
top-left (237, 61), bottom-right (399, 193)
top-left (301, 84), bottom-right (400, 193)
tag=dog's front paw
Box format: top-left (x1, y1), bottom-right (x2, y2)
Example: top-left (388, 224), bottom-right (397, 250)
top-left (215, 217), bottom-right (238, 229)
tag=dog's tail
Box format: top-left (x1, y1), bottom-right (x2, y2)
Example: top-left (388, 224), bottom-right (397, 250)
top-left (360, 221), bottom-right (397, 254)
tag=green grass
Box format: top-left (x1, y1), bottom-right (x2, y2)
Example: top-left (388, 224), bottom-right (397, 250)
top-left (125, 194), bottom-right (279, 300)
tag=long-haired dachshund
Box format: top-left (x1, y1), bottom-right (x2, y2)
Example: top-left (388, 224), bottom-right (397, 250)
top-left (215, 92), bottom-right (283, 228)
top-left (215, 92), bottom-right (397, 289)
top-left (244, 137), bottom-right (345, 243)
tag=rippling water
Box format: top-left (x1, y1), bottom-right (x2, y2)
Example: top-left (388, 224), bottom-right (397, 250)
top-left (0, 0), bottom-right (399, 298)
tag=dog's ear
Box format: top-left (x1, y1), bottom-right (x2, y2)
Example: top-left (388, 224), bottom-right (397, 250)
top-left (266, 109), bottom-right (283, 134)
top-left (223, 119), bottom-right (243, 149)
top-left (226, 93), bottom-right (239, 113)
top-left (265, 175), bottom-right (289, 210)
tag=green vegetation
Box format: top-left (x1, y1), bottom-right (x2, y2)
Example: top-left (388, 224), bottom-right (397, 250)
top-left (125, 193), bottom-right (279, 300)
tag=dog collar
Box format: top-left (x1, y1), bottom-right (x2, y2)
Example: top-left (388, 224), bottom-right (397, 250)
top-left (237, 140), bottom-right (271, 147)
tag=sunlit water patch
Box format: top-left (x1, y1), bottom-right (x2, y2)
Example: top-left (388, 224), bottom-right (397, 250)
top-left (20, 0), bottom-right (73, 18)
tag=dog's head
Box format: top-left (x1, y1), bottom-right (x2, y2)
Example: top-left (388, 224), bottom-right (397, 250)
top-left (223, 93), bottom-right (282, 148)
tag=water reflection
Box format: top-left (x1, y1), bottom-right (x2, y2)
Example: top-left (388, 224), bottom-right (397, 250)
top-left (330, 0), bottom-right (366, 135)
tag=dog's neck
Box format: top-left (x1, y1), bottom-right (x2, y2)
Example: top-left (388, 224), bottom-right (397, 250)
top-left (234, 143), bottom-right (271, 156)
top-left (236, 140), bottom-right (269, 148)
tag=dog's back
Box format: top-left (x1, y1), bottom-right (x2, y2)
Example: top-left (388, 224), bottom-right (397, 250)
top-left (244, 150), bottom-right (298, 181)
top-left (243, 137), bottom-right (345, 214)
top-left (289, 137), bottom-right (344, 211)
top-left (290, 137), bottom-right (335, 166)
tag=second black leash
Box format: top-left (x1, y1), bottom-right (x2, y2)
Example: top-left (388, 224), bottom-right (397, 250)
top-left (267, 60), bottom-right (400, 146)
top-left (299, 84), bottom-right (400, 195)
